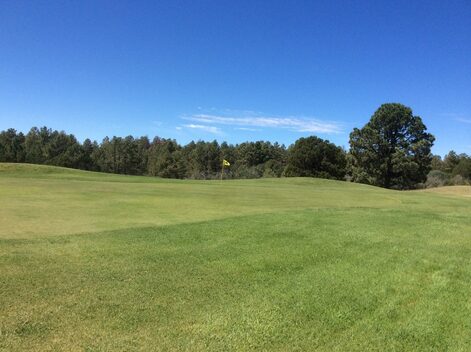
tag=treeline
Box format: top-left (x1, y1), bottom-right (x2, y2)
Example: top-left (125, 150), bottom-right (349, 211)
top-left (427, 152), bottom-right (471, 187)
top-left (0, 126), bottom-right (346, 180)
top-left (1, 103), bottom-right (470, 189)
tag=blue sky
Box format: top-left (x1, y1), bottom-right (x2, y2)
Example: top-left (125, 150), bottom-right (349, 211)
top-left (0, 0), bottom-right (470, 156)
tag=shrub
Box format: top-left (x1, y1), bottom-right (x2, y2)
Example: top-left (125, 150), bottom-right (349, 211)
top-left (425, 170), bottom-right (450, 188)
top-left (450, 175), bottom-right (470, 186)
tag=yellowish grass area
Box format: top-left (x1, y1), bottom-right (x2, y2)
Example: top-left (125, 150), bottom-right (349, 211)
top-left (422, 185), bottom-right (471, 197)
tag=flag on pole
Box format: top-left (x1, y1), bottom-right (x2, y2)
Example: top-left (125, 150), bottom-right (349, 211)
top-left (221, 159), bottom-right (230, 181)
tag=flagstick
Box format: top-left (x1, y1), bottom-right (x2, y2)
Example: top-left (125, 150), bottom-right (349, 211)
top-left (221, 160), bottom-right (224, 181)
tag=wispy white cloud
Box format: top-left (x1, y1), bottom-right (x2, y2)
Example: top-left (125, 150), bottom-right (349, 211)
top-left (181, 124), bottom-right (222, 134)
top-left (440, 113), bottom-right (471, 124)
top-left (183, 113), bottom-right (342, 133)
top-left (234, 127), bottom-right (260, 131)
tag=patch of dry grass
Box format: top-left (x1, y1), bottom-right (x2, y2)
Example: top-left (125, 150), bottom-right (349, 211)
top-left (422, 185), bottom-right (471, 198)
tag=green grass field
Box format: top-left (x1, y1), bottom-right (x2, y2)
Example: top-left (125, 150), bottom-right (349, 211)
top-left (1, 163), bottom-right (471, 351)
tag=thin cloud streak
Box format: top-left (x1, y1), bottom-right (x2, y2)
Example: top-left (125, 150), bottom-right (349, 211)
top-left (181, 124), bottom-right (222, 134)
top-left (456, 118), bottom-right (471, 124)
top-left (184, 114), bottom-right (342, 133)
top-left (234, 127), bottom-right (260, 131)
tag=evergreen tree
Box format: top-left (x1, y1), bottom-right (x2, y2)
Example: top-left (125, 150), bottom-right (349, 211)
top-left (0, 129), bottom-right (25, 162)
top-left (147, 138), bottom-right (183, 178)
top-left (284, 136), bottom-right (346, 179)
top-left (349, 103), bottom-right (435, 189)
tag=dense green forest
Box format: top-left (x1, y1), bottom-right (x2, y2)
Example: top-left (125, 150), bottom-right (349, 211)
top-left (1, 104), bottom-right (470, 189)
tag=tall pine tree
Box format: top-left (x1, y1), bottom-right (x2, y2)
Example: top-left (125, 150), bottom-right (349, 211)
top-left (349, 103), bottom-right (435, 189)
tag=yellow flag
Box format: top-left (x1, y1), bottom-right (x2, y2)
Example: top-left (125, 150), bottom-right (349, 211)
top-left (223, 159), bottom-right (230, 166)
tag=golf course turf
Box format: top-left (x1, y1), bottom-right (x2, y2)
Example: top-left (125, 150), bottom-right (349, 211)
top-left (1, 163), bottom-right (471, 351)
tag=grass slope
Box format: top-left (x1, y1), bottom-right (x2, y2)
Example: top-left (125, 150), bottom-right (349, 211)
top-left (1, 163), bottom-right (470, 351)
